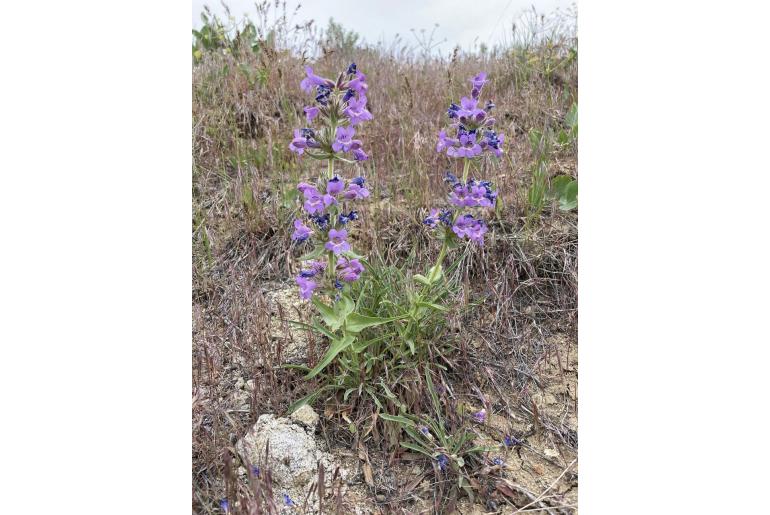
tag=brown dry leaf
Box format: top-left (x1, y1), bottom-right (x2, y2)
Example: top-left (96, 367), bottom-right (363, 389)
top-left (363, 463), bottom-right (374, 487)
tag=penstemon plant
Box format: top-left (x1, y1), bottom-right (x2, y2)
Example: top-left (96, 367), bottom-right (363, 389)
top-left (287, 63), bottom-right (398, 381)
top-left (287, 69), bottom-right (506, 489)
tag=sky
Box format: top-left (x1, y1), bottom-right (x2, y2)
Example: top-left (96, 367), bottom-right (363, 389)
top-left (191, 0), bottom-right (576, 55)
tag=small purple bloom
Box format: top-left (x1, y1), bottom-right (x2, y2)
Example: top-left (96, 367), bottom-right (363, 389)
top-left (297, 182), bottom-right (315, 194)
top-left (472, 408), bottom-right (487, 423)
top-left (423, 208), bottom-right (440, 228)
top-left (492, 457), bottom-right (504, 466)
top-left (296, 275), bottom-right (318, 300)
top-left (447, 103), bottom-right (460, 118)
top-left (350, 176), bottom-right (366, 186)
top-left (332, 126), bottom-right (363, 153)
top-left (342, 183), bottom-right (370, 200)
top-left (503, 435), bottom-right (521, 447)
top-left (302, 186), bottom-right (335, 214)
top-left (325, 228), bottom-right (350, 255)
top-left (346, 62), bottom-right (357, 75)
top-left (300, 66), bottom-right (334, 94)
top-left (346, 71), bottom-right (368, 96)
top-left (337, 256), bottom-right (364, 282)
top-left (449, 184), bottom-right (469, 207)
top-left (470, 71), bottom-right (488, 99)
top-left (420, 426), bottom-right (431, 436)
top-left (283, 493), bottom-right (294, 506)
top-left (352, 148), bottom-right (369, 161)
top-left (219, 499), bottom-right (229, 512)
top-left (436, 130), bottom-right (458, 153)
top-left (437, 454), bottom-right (449, 471)
top-left (342, 88), bottom-right (355, 102)
top-left (304, 106), bottom-right (320, 122)
top-left (326, 175), bottom-right (345, 196)
top-left (343, 95), bottom-right (373, 125)
top-left (468, 185), bottom-right (493, 207)
top-left (289, 129), bottom-right (307, 155)
top-left (291, 219), bottom-right (313, 241)
top-left (310, 212), bottom-right (330, 229)
top-left (338, 210), bottom-right (359, 225)
top-left (315, 84), bottom-right (332, 105)
top-left (453, 214), bottom-right (487, 245)
top-left (251, 466), bottom-right (260, 477)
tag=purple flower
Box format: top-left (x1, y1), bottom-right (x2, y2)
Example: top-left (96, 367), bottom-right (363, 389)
top-left (447, 103), bottom-right (460, 119)
top-left (468, 184), bottom-right (494, 207)
top-left (300, 66), bottom-right (334, 94)
top-left (302, 186), bottom-right (335, 214)
top-left (297, 182), bottom-right (315, 194)
top-left (326, 175), bottom-right (345, 196)
top-left (456, 96), bottom-right (486, 124)
top-left (343, 95), bottom-right (373, 125)
top-left (346, 62), bottom-right (357, 75)
top-left (437, 454), bottom-right (449, 471)
top-left (310, 212), bottom-right (330, 229)
top-left (283, 493), bottom-right (295, 506)
top-left (219, 499), bottom-right (230, 512)
top-left (503, 435), bottom-right (521, 447)
top-left (342, 88), bottom-right (355, 102)
top-left (436, 130), bottom-right (458, 153)
top-left (420, 426), bottom-right (431, 437)
top-left (251, 466), bottom-right (260, 477)
top-left (480, 130), bottom-right (504, 157)
top-left (315, 84), bottom-right (332, 105)
top-left (492, 457), bottom-right (504, 466)
top-left (352, 148), bottom-right (369, 161)
top-left (350, 176), bottom-right (366, 186)
top-left (449, 184), bottom-right (469, 207)
top-left (337, 256), bottom-right (364, 282)
top-left (446, 128), bottom-right (482, 159)
top-left (296, 275), bottom-right (318, 300)
top-left (452, 214), bottom-right (487, 245)
top-left (289, 129), bottom-right (308, 155)
top-left (338, 210), bottom-right (359, 225)
top-left (304, 106), bottom-right (320, 122)
top-left (325, 228), bottom-right (350, 255)
top-left (470, 71), bottom-right (488, 99)
top-left (345, 71), bottom-right (368, 96)
top-left (291, 219), bottom-right (313, 241)
top-left (342, 183), bottom-right (370, 200)
top-left (472, 408), bottom-right (487, 423)
top-left (332, 126), bottom-right (363, 153)
top-left (423, 208), bottom-right (441, 228)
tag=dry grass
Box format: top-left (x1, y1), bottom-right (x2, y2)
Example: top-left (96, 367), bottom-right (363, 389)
top-left (193, 3), bottom-right (577, 513)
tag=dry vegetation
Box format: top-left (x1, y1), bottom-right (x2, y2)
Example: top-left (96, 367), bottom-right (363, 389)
top-left (193, 2), bottom-right (577, 513)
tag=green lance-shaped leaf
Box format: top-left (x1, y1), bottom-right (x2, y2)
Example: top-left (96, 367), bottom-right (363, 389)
top-left (312, 297), bottom-right (343, 332)
top-left (305, 334), bottom-right (355, 378)
top-left (345, 312), bottom-right (398, 334)
top-left (379, 413), bottom-right (417, 427)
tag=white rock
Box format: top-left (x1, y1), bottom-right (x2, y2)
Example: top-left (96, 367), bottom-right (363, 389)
top-left (290, 404), bottom-right (320, 431)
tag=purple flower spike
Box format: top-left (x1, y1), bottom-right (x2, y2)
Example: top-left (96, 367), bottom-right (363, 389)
top-left (325, 228), bottom-right (350, 255)
top-left (344, 96), bottom-right (373, 125)
top-left (291, 219), bottom-right (313, 241)
top-left (304, 106), bottom-right (320, 122)
top-left (423, 208), bottom-right (440, 228)
top-left (326, 175), bottom-right (345, 196)
top-left (343, 183), bottom-right (370, 200)
top-left (296, 275), bottom-right (318, 300)
top-left (300, 66), bottom-right (334, 94)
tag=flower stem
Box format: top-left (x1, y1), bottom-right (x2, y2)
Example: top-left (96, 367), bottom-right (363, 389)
top-left (427, 159), bottom-right (471, 282)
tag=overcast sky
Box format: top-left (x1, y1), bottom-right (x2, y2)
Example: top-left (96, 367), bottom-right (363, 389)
top-left (192, 0), bottom-right (575, 54)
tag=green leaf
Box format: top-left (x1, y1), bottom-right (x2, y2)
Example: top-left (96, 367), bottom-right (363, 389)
top-left (288, 319), bottom-right (335, 339)
top-left (560, 180), bottom-right (578, 211)
top-left (305, 334), bottom-right (355, 378)
top-left (565, 102), bottom-right (578, 130)
top-left (335, 294), bottom-right (355, 320)
top-left (416, 301), bottom-right (448, 312)
top-left (413, 274), bottom-right (431, 286)
top-left (345, 312), bottom-right (395, 333)
top-left (312, 297), bottom-right (342, 331)
top-left (550, 175), bottom-right (572, 198)
top-left (379, 414), bottom-right (416, 427)
top-left (287, 385), bottom-right (342, 414)
top-left (399, 441), bottom-right (434, 458)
